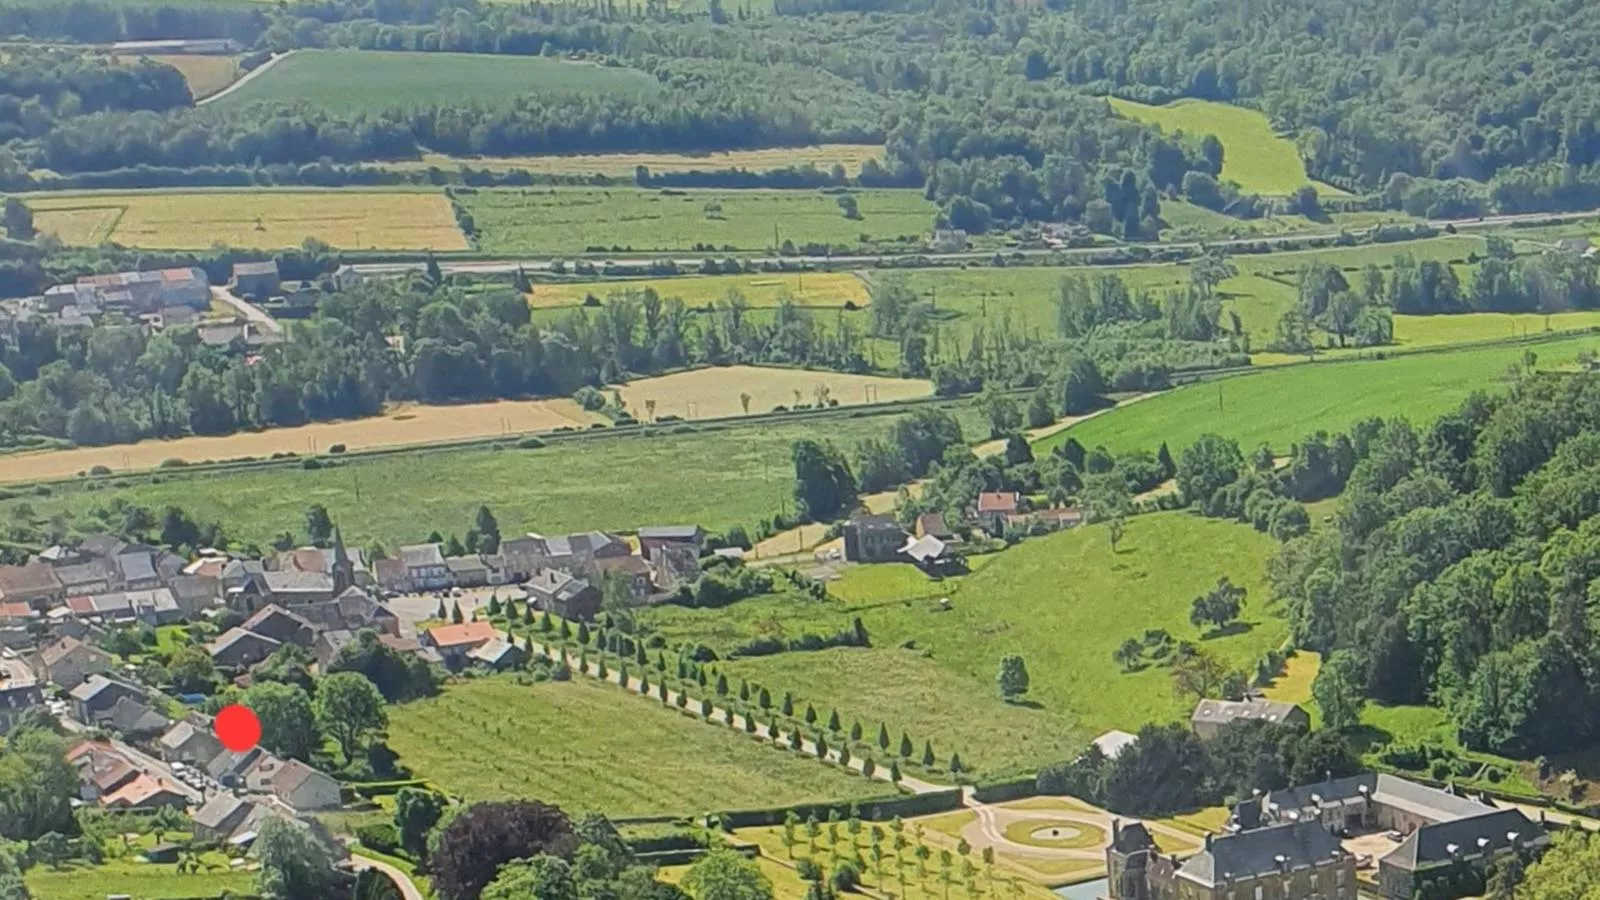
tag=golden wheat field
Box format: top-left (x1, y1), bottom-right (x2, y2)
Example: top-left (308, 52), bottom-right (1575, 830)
top-left (611, 365), bottom-right (931, 421)
top-left (392, 144), bottom-right (884, 177)
top-left (25, 190), bottom-right (470, 251)
top-left (0, 399), bottom-right (601, 484)
top-left (528, 270), bottom-right (870, 309)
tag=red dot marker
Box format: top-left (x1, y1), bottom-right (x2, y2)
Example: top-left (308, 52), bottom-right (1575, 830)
top-left (215, 705), bottom-right (262, 753)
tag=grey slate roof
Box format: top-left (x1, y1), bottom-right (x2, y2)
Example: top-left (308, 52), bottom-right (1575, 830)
top-left (1266, 773), bottom-right (1489, 824)
top-left (115, 552), bottom-right (157, 584)
top-left (850, 514), bottom-right (902, 533)
top-left (1178, 821), bottom-right (1344, 887)
top-left (638, 525), bottom-right (703, 540)
top-left (1192, 698), bottom-right (1306, 727)
top-left (1384, 809), bottom-right (1544, 871)
top-left (399, 544), bottom-right (445, 569)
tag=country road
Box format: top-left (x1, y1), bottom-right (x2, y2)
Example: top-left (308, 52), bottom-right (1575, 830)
top-left (211, 286), bottom-right (282, 336)
top-left (349, 852), bottom-right (427, 900)
top-left (349, 206), bottom-right (1600, 277)
top-left (197, 50), bottom-right (294, 106)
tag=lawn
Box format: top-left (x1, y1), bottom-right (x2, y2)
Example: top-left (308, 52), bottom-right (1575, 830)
top-left (1261, 650), bottom-right (1320, 705)
top-left (25, 855), bottom-right (254, 900)
top-left (2, 401), bottom-right (986, 551)
top-left (25, 189), bottom-right (468, 251)
top-left (391, 144), bottom-right (884, 177)
top-left (459, 187), bottom-right (935, 254)
top-left (1037, 332), bottom-right (1600, 456)
top-left (386, 675), bottom-right (883, 815)
top-left (529, 271), bottom-right (871, 309)
top-left (211, 50), bottom-right (657, 111)
top-left (1106, 97), bottom-right (1344, 197)
top-left (664, 512), bottom-right (1283, 775)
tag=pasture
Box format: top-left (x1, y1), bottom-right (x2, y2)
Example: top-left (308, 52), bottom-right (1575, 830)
top-left (651, 512), bottom-right (1283, 776)
top-left (25, 855), bottom-right (253, 900)
top-left (612, 365), bottom-right (932, 420)
top-left (529, 271), bottom-right (871, 309)
top-left (25, 189), bottom-right (468, 251)
top-left (210, 50), bottom-right (657, 111)
top-left (1036, 332), bottom-right (1600, 457)
top-left (0, 398), bottom-right (601, 485)
top-left (386, 675), bottom-right (883, 814)
top-left (459, 187), bottom-right (936, 254)
top-left (392, 144), bottom-right (884, 177)
top-left (1106, 97), bottom-right (1344, 197)
top-left (2, 400), bottom-right (986, 550)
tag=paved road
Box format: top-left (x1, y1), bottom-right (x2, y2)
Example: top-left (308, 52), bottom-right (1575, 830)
top-left (350, 207), bottom-right (1600, 278)
top-left (211, 286), bottom-right (283, 336)
top-left (197, 51), bottom-right (295, 107)
top-left (349, 852), bottom-right (427, 900)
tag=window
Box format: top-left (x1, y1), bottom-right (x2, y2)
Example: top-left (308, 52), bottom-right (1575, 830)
top-left (1254, 885), bottom-right (1264, 900)
top-left (1311, 874), bottom-right (1319, 891)
top-left (1336, 870), bottom-right (1347, 886)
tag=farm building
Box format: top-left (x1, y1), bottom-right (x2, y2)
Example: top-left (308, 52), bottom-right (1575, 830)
top-left (843, 514), bottom-right (905, 563)
top-left (231, 260), bottom-right (281, 298)
top-left (974, 491), bottom-right (1023, 534)
top-left (638, 525), bottom-right (705, 560)
top-left (112, 38), bottom-right (243, 54)
top-left (0, 657), bottom-right (42, 736)
top-left (1190, 698), bottom-right (1309, 739)
top-left (525, 568), bottom-right (602, 622)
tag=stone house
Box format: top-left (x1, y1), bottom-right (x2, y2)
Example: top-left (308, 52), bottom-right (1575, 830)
top-left (31, 636), bottom-right (112, 689)
top-left (231, 260), bottom-right (281, 298)
top-left (1108, 819), bottom-right (1355, 900)
top-left (842, 514), bottom-right (905, 563)
top-left (525, 569), bottom-right (602, 622)
top-left (1191, 699), bottom-right (1310, 739)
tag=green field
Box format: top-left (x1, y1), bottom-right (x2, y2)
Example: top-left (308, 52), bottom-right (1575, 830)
top-left (25, 856), bottom-right (253, 900)
top-left (643, 512), bottom-right (1283, 775)
top-left (1107, 97), bottom-right (1343, 197)
top-left (460, 187), bottom-right (936, 254)
top-left (213, 50), bottom-right (658, 111)
top-left (1036, 333), bottom-right (1600, 457)
top-left (1158, 200), bottom-right (1421, 242)
top-left (0, 405), bottom-right (986, 551)
top-left (387, 675), bottom-right (883, 814)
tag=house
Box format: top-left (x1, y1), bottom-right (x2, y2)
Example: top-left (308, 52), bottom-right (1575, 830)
top-left (974, 492), bottom-right (1022, 534)
top-left (69, 742), bottom-right (139, 800)
top-left (1024, 506), bottom-right (1085, 532)
top-left (638, 525), bottom-right (705, 561)
top-left (1191, 699), bottom-right (1309, 739)
top-left (445, 555), bottom-right (493, 588)
top-left (100, 773), bottom-right (188, 811)
top-left (0, 562), bottom-right (65, 605)
top-left (231, 260), bottom-right (281, 298)
top-left (590, 554), bottom-right (653, 602)
top-left (914, 512), bottom-right (954, 540)
top-left (929, 228), bottom-right (969, 252)
top-left (206, 747), bottom-right (267, 786)
top-left (207, 628), bottom-right (282, 670)
top-left (312, 629), bottom-right (357, 668)
top-left (1091, 729), bottom-right (1138, 760)
top-left (168, 574), bottom-right (221, 618)
top-left (0, 601), bottom-right (35, 625)
top-left (899, 534), bottom-right (960, 576)
top-left (332, 264), bottom-right (364, 291)
top-left (297, 587), bottom-right (398, 637)
top-left (398, 544), bottom-right (451, 592)
top-left (499, 532), bottom-right (630, 580)
top-left (31, 636), bottom-right (112, 689)
top-left (842, 514), bottom-right (905, 563)
top-left (70, 267), bottom-right (209, 313)
top-left (240, 605), bottom-right (317, 648)
top-left (67, 592), bottom-right (134, 623)
top-left (1108, 818), bottom-right (1355, 900)
top-left (0, 656), bottom-right (42, 736)
top-left (191, 793), bottom-right (258, 842)
top-left (253, 757), bottom-right (341, 811)
top-left (261, 570), bottom-right (336, 605)
top-left (1253, 773), bottom-right (1549, 900)
top-left (525, 568), bottom-right (602, 622)
top-left (276, 280), bottom-right (319, 308)
top-left (158, 719), bottom-right (225, 767)
top-left (467, 637), bottom-right (525, 672)
top-left (52, 558), bottom-right (114, 596)
top-left (422, 621), bottom-right (499, 666)
top-left (648, 543), bottom-right (701, 590)
top-left (105, 696), bottom-right (171, 741)
top-left (114, 550), bottom-right (163, 590)
top-left (196, 320), bottom-right (278, 351)
top-left (69, 675), bottom-right (146, 725)
top-left (127, 588), bottom-right (182, 626)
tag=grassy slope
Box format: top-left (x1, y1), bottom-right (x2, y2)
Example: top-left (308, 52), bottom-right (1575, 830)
top-left (25, 857), bottom-right (252, 900)
top-left (387, 675), bottom-right (882, 814)
top-left (2, 405), bottom-right (988, 550)
top-left (665, 513), bottom-right (1282, 775)
top-left (1037, 333), bottom-right (1600, 456)
top-left (1106, 97), bottom-right (1343, 197)
top-left (214, 50), bottom-right (657, 111)
top-left (461, 187), bottom-right (935, 254)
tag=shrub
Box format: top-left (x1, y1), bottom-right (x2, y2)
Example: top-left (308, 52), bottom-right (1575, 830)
top-left (1429, 759), bottom-right (1453, 781)
top-left (328, 443), bottom-right (347, 454)
top-left (355, 823), bottom-right (399, 855)
top-left (158, 457), bottom-right (188, 468)
top-left (573, 386), bottom-right (606, 411)
top-left (88, 465), bottom-right (111, 476)
top-left (517, 436), bottom-right (546, 449)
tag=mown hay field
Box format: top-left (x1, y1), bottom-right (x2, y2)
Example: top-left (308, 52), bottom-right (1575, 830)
top-left (611, 365), bottom-right (932, 420)
top-left (211, 49), bottom-right (658, 111)
top-left (529, 271), bottom-right (870, 309)
top-left (25, 189), bottom-right (469, 250)
top-left (387, 675), bottom-right (884, 815)
top-left (1107, 97), bottom-right (1346, 197)
top-left (393, 144), bottom-right (884, 177)
top-left (125, 53), bottom-right (238, 98)
top-left (459, 187), bottom-right (935, 254)
top-left (0, 398), bottom-right (600, 484)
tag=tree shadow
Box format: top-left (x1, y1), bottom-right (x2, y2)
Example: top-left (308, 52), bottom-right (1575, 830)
top-left (1201, 621), bottom-right (1255, 640)
top-left (1347, 723), bottom-right (1393, 755)
top-left (1006, 699), bottom-right (1046, 710)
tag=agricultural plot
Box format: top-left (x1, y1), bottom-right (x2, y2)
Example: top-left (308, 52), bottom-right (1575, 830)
top-left (1036, 332), bottom-right (1600, 457)
top-left (386, 675), bottom-right (883, 815)
top-left (3, 400), bottom-right (985, 550)
top-left (529, 271), bottom-right (871, 309)
top-left (24, 189), bottom-right (468, 250)
top-left (1106, 97), bottom-right (1344, 197)
top-left (210, 50), bottom-right (658, 111)
top-left (133, 53), bottom-right (239, 98)
top-left (611, 365), bottom-right (932, 421)
top-left (1159, 199), bottom-right (1421, 242)
top-left (459, 187), bottom-right (936, 254)
top-left (0, 398), bottom-right (602, 485)
top-left (393, 144), bottom-right (884, 177)
top-left (25, 855), bottom-right (253, 900)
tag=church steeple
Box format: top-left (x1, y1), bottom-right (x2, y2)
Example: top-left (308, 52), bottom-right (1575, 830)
top-left (331, 527), bottom-right (355, 594)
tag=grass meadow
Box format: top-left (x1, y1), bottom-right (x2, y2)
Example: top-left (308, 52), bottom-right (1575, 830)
top-left (386, 675), bottom-right (883, 814)
top-left (26, 189), bottom-right (468, 250)
top-left (1036, 332), bottom-right (1600, 457)
top-left (212, 50), bottom-right (658, 111)
top-left (458, 187), bottom-right (936, 254)
top-left (642, 512), bottom-right (1283, 776)
top-left (529, 271), bottom-right (871, 309)
top-left (2, 401), bottom-right (987, 550)
top-left (392, 144), bottom-right (884, 177)
top-left (1106, 97), bottom-right (1344, 197)
top-left (25, 855), bottom-right (253, 900)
